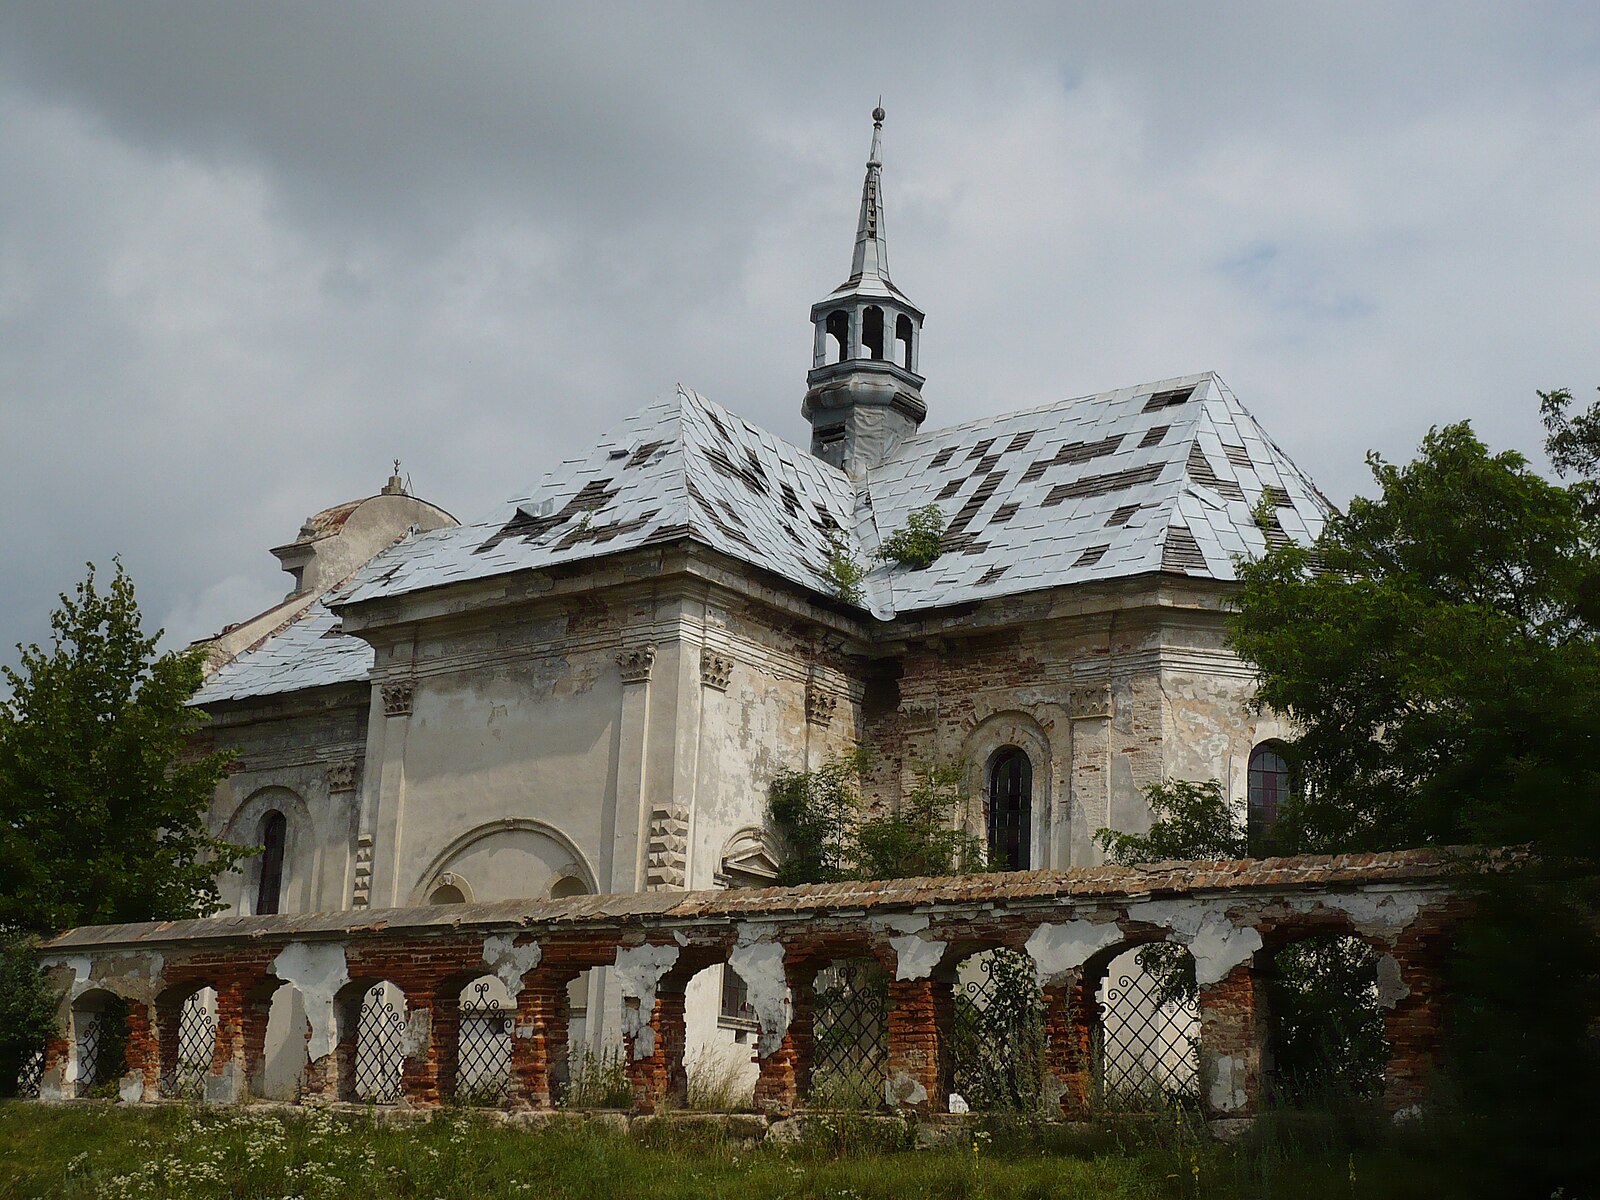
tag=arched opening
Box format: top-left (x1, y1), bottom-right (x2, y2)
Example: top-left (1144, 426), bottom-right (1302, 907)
top-left (351, 981), bottom-right (408, 1103)
top-left (158, 985), bottom-right (218, 1100)
top-left (428, 883), bottom-right (466, 905)
top-left (256, 810), bottom-right (286, 916)
top-left (549, 876), bottom-right (587, 900)
top-left (1248, 742), bottom-right (1291, 854)
top-left (895, 314), bottom-right (914, 370)
top-left (987, 747), bottom-right (1032, 870)
top-left (808, 957), bottom-right (888, 1109)
top-left (256, 983), bottom-right (309, 1101)
top-left (1263, 934), bottom-right (1387, 1106)
top-left (861, 306), bottom-right (885, 360)
top-left (70, 990), bottom-right (129, 1098)
top-left (683, 961), bottom-right (758, 1110)
top-left (1094, 943), bottom-right (1200, 1108)
top-left (825, 310), bottom-right (849, 364)
top-left (949, 948), bottom-right (1045, 1111)
top-left (455, 975), bottom-right (514, 1107)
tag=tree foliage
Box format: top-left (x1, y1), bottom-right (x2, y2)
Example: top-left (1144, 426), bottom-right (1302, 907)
top-left (1095, 778), bottom-right (1245, 865)
top-left (769, 752), bottom-right (988, 884)
top-left (876, 505), bottom-right (947, 570)
top-left (0, 560), bottom-right (244, 934)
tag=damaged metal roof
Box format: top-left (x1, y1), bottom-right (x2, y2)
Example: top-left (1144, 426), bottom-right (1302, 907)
top-left (195, 371), bottom-right (1331, 706)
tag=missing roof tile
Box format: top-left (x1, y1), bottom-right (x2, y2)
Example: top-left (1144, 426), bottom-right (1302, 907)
top-left (1106, 504), bottom-right (1141, 527)
top-left (1262, 485), bottom-right (1294, 508)
top-left (1073, 544), bottom-right (1110, 567)
top-left (1042, 461), bottom-right (1163, 505)
top-left (975, 564), bottom-right (1010, 586)
top-left (991, 502), bottom-right (1021, 524)
top-left (625, 440), bottom-right (665, 468)
top-left (1223, 443), bottom-right (1252, 469)
top-left (1142, 386), bottom-right (1195, 412)
top-left (965, 438), bottom-right (997, 460)
top-left (1138, 425), bottom-right (1170, 449)
top-left (1162, 525), bottom-right (1208, 572)
top-left (929, 446), bottom-right (957, 469)
top-left (1005, 431), bottom-right (1036, 453)
top-left (1185, 444), bottom-right (1246, 501)
top-left (935, 478), bottom-right (964, 501)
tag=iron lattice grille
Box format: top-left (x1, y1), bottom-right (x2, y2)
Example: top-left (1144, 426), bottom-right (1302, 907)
top-left (1096, 959), bottom-right (1200, 1106)
top-left (455, 981), bottom-right (513, 1106)
top-left (16, 1049), bottom-right (43, 1099)
top-left (950, 948), bottom-right (1047, 1111)
top-left (160, 993), bottom-right (217, 1100)
top-left (808, 959), bottom-right (888, 1109)
top-left (353, 984), bottom-right (407, 1104)
top-left (76, 1011), bottom-right (108, 1091)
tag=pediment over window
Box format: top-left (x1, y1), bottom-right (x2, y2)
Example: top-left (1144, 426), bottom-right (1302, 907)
top-left (718, 827), bottom-right (781, 887)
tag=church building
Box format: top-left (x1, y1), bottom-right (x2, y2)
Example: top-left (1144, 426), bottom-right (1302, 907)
top-left (188, 109), bottom-right (1326, 1088)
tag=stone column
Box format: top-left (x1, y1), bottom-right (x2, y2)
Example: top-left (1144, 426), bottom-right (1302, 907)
top-left (885, 977), bottom-right (949, 1112)
top-left (510, 970), bottom-right (575, 1109)
top-left (1198, 961), bottom-right (1264, 1119)
top-left (754, 966), bottom-right (815, 1113)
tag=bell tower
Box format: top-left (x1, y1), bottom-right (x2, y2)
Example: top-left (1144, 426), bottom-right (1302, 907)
top-left (802, 106), bottom-right (926, 477)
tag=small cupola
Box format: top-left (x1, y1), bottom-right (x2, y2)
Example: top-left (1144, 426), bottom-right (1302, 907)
top-left (802, 106), bottom-right (927, 478)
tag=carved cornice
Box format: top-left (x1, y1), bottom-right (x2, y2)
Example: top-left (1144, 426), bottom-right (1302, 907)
top-left (326, 760), bottom-right (359, 793)
top-left (616, 644), bottom-right (657, 684)
top-left (381, 678), bottom-right (416, 717)
top-left (700, 651), bottom-right (734, 692)
top-left (806, 682), bottom-right (838, 728)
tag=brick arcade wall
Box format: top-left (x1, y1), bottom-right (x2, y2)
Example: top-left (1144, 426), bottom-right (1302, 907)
top-left (35, 851), bottom-right (1470, 1121)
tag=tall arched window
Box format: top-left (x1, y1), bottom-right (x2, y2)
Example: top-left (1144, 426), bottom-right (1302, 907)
top-left (861, 306), bottom-right (885, 360)
top-left (826, 310), bottom-right (849, 363)
top-left (987, 747), bottom-right (1032, 870)
top-left (256, 810), bottom-right (287, 915)
top-left (1247, 743), bottom-right (1291, 853)
top-left (895, 314), bottom-right (914, 369)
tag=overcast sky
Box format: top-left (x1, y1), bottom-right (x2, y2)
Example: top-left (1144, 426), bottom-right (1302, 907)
top-left (2, 2), bottom-right (1598, 663)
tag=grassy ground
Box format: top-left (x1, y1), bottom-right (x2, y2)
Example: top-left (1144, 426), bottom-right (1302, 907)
top-left (0, 1101), bottom-right (1472, 1200)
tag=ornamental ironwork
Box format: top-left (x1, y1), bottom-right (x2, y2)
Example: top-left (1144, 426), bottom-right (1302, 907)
top-left (455, 981), bottom-right (513, 1106)
top-left (807, 959), bottom-right (887, 1109)
top-left (160, 991), bottom-right (217, 1100)
top-left (15, 1049), bottom-right (43, 1099)
top-left (1096, 958), bottom-right (1200, 1106)
top-left (353, 984), bottom-right (407, 1103)
top-left (949, 948), bottom-right (1047, 1111)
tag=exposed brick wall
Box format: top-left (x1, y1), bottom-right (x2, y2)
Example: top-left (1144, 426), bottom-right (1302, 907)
top-left (37, 850), bottom-right (1475, 1121)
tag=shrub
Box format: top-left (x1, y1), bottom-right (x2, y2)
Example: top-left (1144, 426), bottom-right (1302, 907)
top-left (822, 533), bottom-right (867, 604)
top-left (876, 505), bottom-right (946, 570)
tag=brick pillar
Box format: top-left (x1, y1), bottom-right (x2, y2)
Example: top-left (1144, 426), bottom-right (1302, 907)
top-left (1198, 961), bottom-right (1264, 1118)
top-left (886, 978), bottom-right (949, 1112)
top-left (210, 982), bottom-right (250, 1103)
top-left (1380, 947), bottom-right (1447, 1114)
top-left (122, 1002), bottom-right (160, 1102)
top-left (1044, 970), bottom-right (1096, 1118)
top-left (754, 966), bottom-right (814, 1113)
top-left (402, 994), bottom-right (457, 1107)
top-left (510, 970), bottom-right (574, 1109)
top-left (626, 986), bottom-right (688, 1112)
top-left (239, 985), bottom-right (276, 1100)
top-left (153, 997), bottom-right (185, 1100)
top-left (304, 991), bottom-right (359, 1103)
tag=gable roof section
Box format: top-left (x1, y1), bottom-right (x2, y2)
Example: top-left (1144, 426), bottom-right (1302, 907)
top-left (861, 372), bottom-right (1331, 612)
top-left (191, 597), bottom-right (371, 705)
top-left (336, 387), bottom-right (859, 608)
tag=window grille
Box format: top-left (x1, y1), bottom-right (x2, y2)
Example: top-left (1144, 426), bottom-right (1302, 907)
top-left (353, 983), bottom-right (407, 1103)
top-left (808, 959), bottom-right (887, 1109)
top-left (160, 991), bottom-right (217, 1100)
top-left (455, 980), bottom-right (513, 1106)
top-left (1096, 959), bottom-right (1200, 1106)
top-left (949, 948), bottom-right (1047, 1111)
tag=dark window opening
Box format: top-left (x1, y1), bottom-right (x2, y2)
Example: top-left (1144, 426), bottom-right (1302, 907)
top-left (256, 810), bottom-right (287, 916)
top-left (720, 965), bottom-right (754, 1025)
top-left (826, 310), bottom-right (849, 364)
top-left (895, 314), bottom-right (914, 369)
top-left (987, 747), bottom-right (1032, 870)
top-left (1248, 743), bottom-right (1291, 853)
top-left (862, 306), bottom-right (885, 360)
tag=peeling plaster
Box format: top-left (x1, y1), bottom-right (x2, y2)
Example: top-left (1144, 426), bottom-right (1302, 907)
top-left (481, 934), bottom-right (541, 1000)
top-left (885, 1070), bottom-right (928, 1108)
top-left (1025, 919), bottom-right (1125, 986)
top-left (1310, 890), bottom-right (1426, 935)
top-left (1207, 1053), bottom-right (1248, 1113)
top-left (270, 942), bottom-right (349, 1061)
top-left (889, 933), bottom-right (946, 982)
top-left (1128, 899), bottom-right (1263, 987)
top-left (729, 923), bottom-right (791, 1057)
top-left (613, 942), bottom-right (680, 1060)
top-left (1375, 953), bottom-right (1410, 1008)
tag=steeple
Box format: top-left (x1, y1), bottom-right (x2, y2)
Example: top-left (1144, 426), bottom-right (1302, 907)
top-left (802, 106), bottom-right (927, 478)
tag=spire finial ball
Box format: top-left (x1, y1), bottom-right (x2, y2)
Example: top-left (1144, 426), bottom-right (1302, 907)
top-left (872, 106), bottom-right (885, 123)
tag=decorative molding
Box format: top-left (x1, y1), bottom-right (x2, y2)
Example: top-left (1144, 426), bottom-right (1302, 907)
top-left (806, 682), bottom-right (838, 728)
top-left (381, 678), bottom-right (416, 717)
top-left (325, 760), bottom-right (359, 793)
top-left (645, 805), bottom-right (689, 890)
top-left (616, 644), bottom-right (656, 684)
top-left (352, 833), bottom-right (374, 909)
top-left (225, 758), bottom-right (247, 776)
top-left (1065, 683), bottom-right (1112, 720)
top-left (700, 651), bottom-right (734, 692)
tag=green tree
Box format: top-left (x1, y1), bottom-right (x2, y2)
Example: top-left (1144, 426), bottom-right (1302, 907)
top-left (767, 749), bottom-right (870, 885)
top-left (854, 762), bottom-right (987, 880)
top-left (1229, 410), bottom-right (1600, 1188)
top-left (0, 560), bottom-right (244, 931)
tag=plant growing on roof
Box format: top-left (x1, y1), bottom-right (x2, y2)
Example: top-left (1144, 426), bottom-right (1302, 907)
top-left (876, 504), bottom-right (947, 570)
top-left (822, 532), bottom-right (868, 605)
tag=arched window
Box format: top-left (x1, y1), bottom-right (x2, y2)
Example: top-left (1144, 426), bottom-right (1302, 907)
top-left (428, 884), bottom-right (466, 905)
top-left (861, 306), bottom-right (885, 360)
top-left (987, 747), bottom-right (1032, 870)
top-left (826, 310), bottom-right (849, 363)
top-left (895, 314), bottom-right (914, 370)
top-left (1248, 743), bottom-right (1291, 852)
top-left (256, 810), bottom-right (287, 916)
